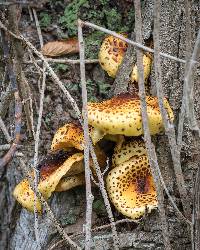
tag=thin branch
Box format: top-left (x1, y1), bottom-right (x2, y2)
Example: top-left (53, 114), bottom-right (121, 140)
top-left (80, 20), bottom-right (200, 65)
top-left (32, 8), bottom-right (46, 246)
top-left (177, 0), bottom-right (192, 148)
top-left (32, 8), bottom-right (43, 47)
top-left (184, 28), bottom-right (200, 133)
top-left (24, 58), bottom-right (99, 64)
top-left (134, 1), bottom-right (171, 249)
top-left (78, 20), bottom-right (94, 250)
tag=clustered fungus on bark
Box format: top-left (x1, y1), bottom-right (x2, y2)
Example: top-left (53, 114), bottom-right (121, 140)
top-left (13, 34), bottom-right (174, 221)
top-left (98, 34), bottom-right (152, 83)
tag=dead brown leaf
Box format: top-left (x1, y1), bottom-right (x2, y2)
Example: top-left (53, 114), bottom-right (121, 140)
top-left (41, 38), bottom-right (79, 57)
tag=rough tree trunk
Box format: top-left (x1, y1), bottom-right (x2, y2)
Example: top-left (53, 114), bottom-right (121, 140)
top-left (1, 0), bottom-right (200, 249)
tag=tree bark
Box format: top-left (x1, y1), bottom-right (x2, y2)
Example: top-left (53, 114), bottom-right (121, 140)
top-left (1, 0), bottom-right (200, 249)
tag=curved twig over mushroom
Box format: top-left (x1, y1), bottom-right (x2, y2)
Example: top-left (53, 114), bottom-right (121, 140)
top-left (88, 93), bottom-right (174, 136)
top-left (107, 139), bottom-right (157, 219)
top-left (99, 35), bottom-right (152, 82)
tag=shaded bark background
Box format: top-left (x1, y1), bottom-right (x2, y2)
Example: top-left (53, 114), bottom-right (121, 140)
top-left (1, 0), bottom-right (200, 249)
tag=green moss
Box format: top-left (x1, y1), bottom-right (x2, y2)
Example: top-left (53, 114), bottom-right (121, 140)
top-left (59, 0), bottom-right (89, 36)
top-left (104, 8), bottom-right (122, 31)
top-left (85, 31), bottom-right (104, 58)
top-left (39, 12), bottom-right (52, 28)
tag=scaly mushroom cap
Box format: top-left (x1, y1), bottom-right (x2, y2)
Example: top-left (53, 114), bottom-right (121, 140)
top-left (99, 35), bottom-right (152, 82)
top-left (112, 139), bottom-right (147, 166)
top-left (51, 123), bottom-right (84, 151)
top-left (88, 93), bottom-right (174, 136)
top-left (106, 155), bottom-right (157, 219)
top-left (13, 153), bottom-right (84, 212)
top-left (99, 35), bottom-right (128, 78)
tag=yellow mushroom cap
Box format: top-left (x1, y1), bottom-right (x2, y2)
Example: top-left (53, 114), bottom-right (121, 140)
top-left (99, 35), bottom-right (128, 78)
top-left (112, 139), bottom-right (147, 167)
top-left (106, 155), bottom-right (157, 219)
top-left (13, 179), bottom-right (42, 213)
top-left (99, 35), bottom-right (152, 82)
top-left (131, 54), bottom-right (152, 82)
top-left (88, 93), bottom-right (174, 136)
top-left (51, 122), bottom-right (84, 151)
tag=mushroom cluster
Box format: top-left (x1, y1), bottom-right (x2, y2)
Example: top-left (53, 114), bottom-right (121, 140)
top-left (13, 34), bottom-right (174, 222)
top-left (13, 122), bottom-right (106, 213)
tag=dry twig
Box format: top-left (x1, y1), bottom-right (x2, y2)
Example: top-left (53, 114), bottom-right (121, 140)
top-left (81, 21), bottom-right (200, 65)
top-left (32, 8), bottom-right (46, 246)
top-left (78, 20), bottom-right (94, 250)
top-left (134, 1), bottom-right (171, 249)
top-left (24, 58), bottom-right (99, 65)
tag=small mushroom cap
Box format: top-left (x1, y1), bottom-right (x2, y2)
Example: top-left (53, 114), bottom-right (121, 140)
top-left (51, 123), bottom-right (84, 151)
top-left (55, 173), bottom-right (85, 192)
top-left (13, 179), bottom-right (42, 213)
top-left (106, 155), bottom-right (157, 219)
top-left (99, 35), bottom-right (128, 78)
top-left (88, 93), bottom-right (174, 136)
top-left (131, 54), bottom-right (152, 82)
top-left (99, 35), bottom-right (152, 82)
top-left (112, 139), bottom-right (147, 166)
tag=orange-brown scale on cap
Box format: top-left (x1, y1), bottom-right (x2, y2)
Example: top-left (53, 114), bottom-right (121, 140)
top-left (112, 139), bottom-right (147, 167)
top-left (99, 34), bottom-right (152, 83)
top-left (99, 35), bottom-right (128, 78)
top-left (88, 93), bottom-right (174, 137)
top-left (51, 122), bottom-right (84, 152)
top-left (38, 150), bottom-right (73, 181)
top-left (106, 155), bottom-right (157, 219)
